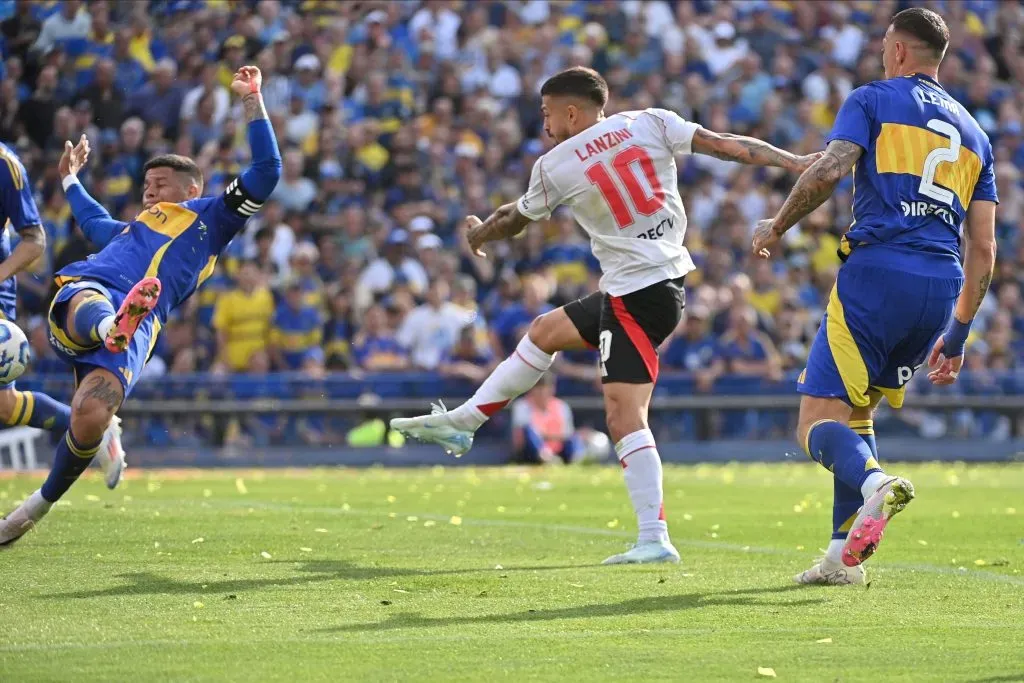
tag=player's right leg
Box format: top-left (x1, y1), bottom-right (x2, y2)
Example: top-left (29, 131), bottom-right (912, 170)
top-left (0, 368), bottom-right (124, 547)
top-left (793, 270), bottom-right (917, 576)
top-left (390, 296), bottom-right (599, 455)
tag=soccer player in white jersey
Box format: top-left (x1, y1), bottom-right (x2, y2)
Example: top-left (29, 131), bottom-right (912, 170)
top-left (392, 67), bottom-right (819, 565)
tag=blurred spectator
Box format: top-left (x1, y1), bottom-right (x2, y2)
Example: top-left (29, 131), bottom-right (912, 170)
top-left (3, 1), bottom-right (42, 62)
top-left (213, 260), bottom-right (275, 373)
top-left (397, 279), bottom-right (475, 370)
top-left (270, 148), bottom-right (317, 211)
top-left (128, 58), bottom-right (184, 137)
top-left (270, 279), bottom-right (325, 374)
top-left (511, 373), bottom-right (581, 465)
top-left (181, 63), bottom-right (230, 126)
top-left (662, 304), bottom-right (720, 392)
top-left (355, 229), bottom-right (428, 311)
top-left (33, 0), bottom-right (90, 54)
top-left (351, 304), bottom-right (409, 371)
top-left (718, 306), bottom-right (781, 380)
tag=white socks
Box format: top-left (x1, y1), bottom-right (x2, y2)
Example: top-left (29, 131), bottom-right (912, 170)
top-left (97, 316), bottom-right (115, 340)
top-left (825, 538), bottom-right (845, 565)
top-left (861, 471), bottom-right (889, 500)
top-left (616, 428), bottom-right (668, 544)
top-left (449, 335), bottom-right (556, 431)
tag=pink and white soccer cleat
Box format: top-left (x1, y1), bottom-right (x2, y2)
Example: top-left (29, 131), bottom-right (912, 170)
top-left (842, 476), bottom-right (915, 567)
top-left (104, 277), bottom-right (161, 353)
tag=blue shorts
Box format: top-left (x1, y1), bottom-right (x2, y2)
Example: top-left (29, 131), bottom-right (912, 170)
top-left (47, 280), bottom-right (160, 397)
top-left (798, 255), bottom-right (961, 409)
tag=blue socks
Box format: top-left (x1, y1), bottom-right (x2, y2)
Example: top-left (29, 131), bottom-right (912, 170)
top-left (806, 419), bottom-right (883, 494)
top-left (831, 419), bottom-right (879, 540)
top-left (70, 293), bottom-right (115, 344)
top-left (40, 431), bottom-right (102, 503)
top-left (3, 390), bottom-right (71, 433)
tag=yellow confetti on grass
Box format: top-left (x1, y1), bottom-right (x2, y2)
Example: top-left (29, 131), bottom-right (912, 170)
top-left (406, 516), bottom-right (419, 522)
top-left (496, 506), bottom-right (506, 513)
top-left (191, 537), bottom-right (204, 544)
top-left (682, 513), bottom-right (693, 521)
top-left (918, 540), bottom-right (928, 546)
top-left (757, 667), bottom-right (777, 678)
top-left (449, 516), bottom-right (463, 526)
top-left (607, 519), bottom-right (619, 528)
top-left (235, 479), bottom-right (248, 494)
top-left (147, 481), bottom-right (160, 493)
top-left (85, 494), bottom-right (100, 502)
top-left (1007, 507), bottom-right (1017, 515)
top-left (974, 559), bottom-right (987, 566)
top-left (314, 528), bottom-right (328, 533)
top-left (202, 489), bottom-right (212, 498)
top-left (816, 637), bottom-right (833, 644)
top-left (423, 520), bottom-right (436, 527)
top-left (193, 601), bottom-right (204, 608)
top-left (952, 511), bottom-right (961, 518)
top-left (387, 495), bottom-right (396, 503)
top-left (260, 551), bottom-right (272, 559)
top-left (341, 503), bottom-right (351, 511)
top-left (299, 547), bottom-right (312, 553)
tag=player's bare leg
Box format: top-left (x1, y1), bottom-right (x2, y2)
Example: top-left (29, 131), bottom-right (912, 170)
top-left (600, 381), bottom-right (679, 565)
top-left (390, 308), bottom-right (586, 455)
top-left (1, 369), bottom-right (125, 547)
top-left (796, 396), bottom-right (914, 574)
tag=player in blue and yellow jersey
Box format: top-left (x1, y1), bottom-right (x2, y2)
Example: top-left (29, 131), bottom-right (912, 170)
top-left (0, 66), bottom-right (281, 548)
top-left (0, 143), bottom-right (122, 483)
top-left (753, 9), bottom-right (998, 585)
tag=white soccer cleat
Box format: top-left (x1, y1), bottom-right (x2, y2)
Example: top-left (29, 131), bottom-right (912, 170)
top-left (794, 557), bottom-right (867, 586)
top-left (842, 476), bottom-right (915, 567)
top-left (389, 401), bottom-right (475, 457)
top-left (98, 415), bottom-right (126, 489)
top-left (0, 490), bottom-right (51, 549)
top-left (602, 540), bottom-right (681, 565)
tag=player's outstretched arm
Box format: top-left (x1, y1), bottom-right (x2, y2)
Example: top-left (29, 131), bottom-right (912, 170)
top-left (233, 66), bottom-right (282, 204)
top-left (464, 203), bottom-right (531, 257)
top-left (928, 200), bottom-right (997, 385)
top-left (690, 128), bottom-right (821, 173)
top-left (750, 139), bottom-right (862, 257)
top-left (58, 134), bottom-right (127, 248)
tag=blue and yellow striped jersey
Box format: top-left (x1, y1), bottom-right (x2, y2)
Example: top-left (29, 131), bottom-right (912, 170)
top-left (0, 142), bottom-right (41, 318)
top-left (828, 73), bottom-right (998, 272)
top-left (57, 192), bottom-right (249, 324)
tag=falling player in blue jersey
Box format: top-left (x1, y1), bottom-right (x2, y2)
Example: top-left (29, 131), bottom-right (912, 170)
top-left (752, 8), bottom-right (998, 585)
top-left (0, 66), bottom-right (281, 547)
top-left (0, 143), bottom-right (125, 485)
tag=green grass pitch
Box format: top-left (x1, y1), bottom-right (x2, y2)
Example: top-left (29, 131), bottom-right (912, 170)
top-left (1, 462), bottom-right (1022, 682)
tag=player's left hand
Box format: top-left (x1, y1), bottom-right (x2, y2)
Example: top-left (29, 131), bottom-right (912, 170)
top-left (926, 337), bottom-right (963, 385)
top-left (751, 219), bottom-right (779, 259)
top-left (230, 66), bottom-right (262, 97)
top-left (464, 215), bottom-right (487, 258)
top-left (791, 151), bottom-right (825, 173)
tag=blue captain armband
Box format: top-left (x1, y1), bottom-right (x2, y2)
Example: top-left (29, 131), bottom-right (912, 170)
top-left (942, 318), bottom-right (972, 358)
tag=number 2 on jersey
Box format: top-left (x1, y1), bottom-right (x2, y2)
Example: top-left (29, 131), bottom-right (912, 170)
top-left (918, 118), bottom-right (961, 206)
top-left (585, 145), bottom-right (665, 229)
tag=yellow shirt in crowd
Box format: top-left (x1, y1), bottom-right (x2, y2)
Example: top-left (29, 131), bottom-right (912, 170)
top-left (213, 287), bottom-right (275, 371)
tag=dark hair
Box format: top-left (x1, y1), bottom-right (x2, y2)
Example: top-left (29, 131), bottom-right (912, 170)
top-left (143, 153), bottom-right (204, 189)
top-left (891, 7), bottom-right (949, 60)
top-left (540, 67), bottom-right (608, 108)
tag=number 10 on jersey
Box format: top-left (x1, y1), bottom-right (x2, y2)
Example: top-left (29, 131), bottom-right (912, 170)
top-left (585, 145), bottom-right (666, 229)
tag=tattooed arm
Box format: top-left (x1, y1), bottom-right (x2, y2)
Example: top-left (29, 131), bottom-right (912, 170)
top-left (464, 203), bottom-right (533, 257)
top-left (955, 200), bottom-right (997, 324)
top-left (927, 199), bottom-right (997, 384)
top-left (751, 140), bottom-right (862, 257)
top-left (691, 128), bottom-right (821, 172)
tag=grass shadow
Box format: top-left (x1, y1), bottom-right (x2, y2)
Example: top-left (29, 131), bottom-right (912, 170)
top-left (317, 585), bottom-right (821, 633)
top-left (38, 560), bottom-right (596, 599)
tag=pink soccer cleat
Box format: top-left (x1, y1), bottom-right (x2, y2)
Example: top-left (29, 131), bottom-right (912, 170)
top-left (104, 277), bottom-right (161, 353)
top-left (841, 476), bottom-right (916, 567)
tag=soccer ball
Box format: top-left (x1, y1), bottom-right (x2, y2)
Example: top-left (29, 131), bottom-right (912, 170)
top-left (0, 319), bottom-right (30, 385)
top-left (578, 428), bottom-right (613, 463)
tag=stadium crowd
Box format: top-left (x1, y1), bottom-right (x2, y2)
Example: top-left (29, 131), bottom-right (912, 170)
top-left (2, 0), bottom-right (1024, 444)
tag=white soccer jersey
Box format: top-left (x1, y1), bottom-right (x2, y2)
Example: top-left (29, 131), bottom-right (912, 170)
top-left (517, 108), bottom-right (700, 296)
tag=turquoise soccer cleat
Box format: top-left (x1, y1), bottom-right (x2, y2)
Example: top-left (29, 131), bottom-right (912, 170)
top-left (602, 540), bottom-right (681, 565)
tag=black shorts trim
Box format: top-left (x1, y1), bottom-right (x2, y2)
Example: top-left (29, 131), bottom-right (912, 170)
top-left (562, 277), bottom-right (685, 384)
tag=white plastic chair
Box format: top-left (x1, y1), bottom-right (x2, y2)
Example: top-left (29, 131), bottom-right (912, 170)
top-left (0, 427), bottom-right (42, 471)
